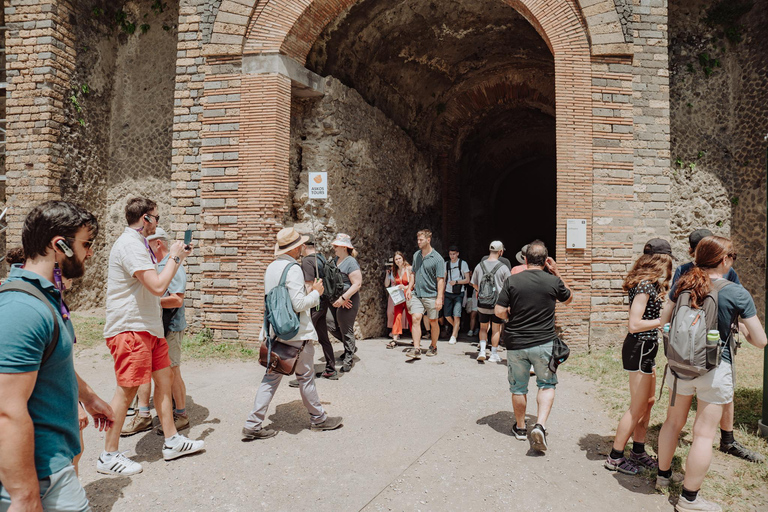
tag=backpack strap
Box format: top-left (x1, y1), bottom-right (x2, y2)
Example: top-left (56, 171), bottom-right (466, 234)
top-left (491, 261), bottom-right (504, 275)
top-left (278, 262), bottom-right (298, 286)
top-left (0, 281), bottom-right (60, 366)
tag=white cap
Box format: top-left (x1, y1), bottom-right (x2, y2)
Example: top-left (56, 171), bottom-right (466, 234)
top-left (146, 227), bottom-right (169, 241)
top-left (489, 241), bottom-right (504, 251)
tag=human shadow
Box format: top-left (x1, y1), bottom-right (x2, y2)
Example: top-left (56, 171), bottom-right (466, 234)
top-left (578, 433), bottom-right (661, 495)
top-left (266, 399), bottom-right (313, 434)
top-left (84, 476), bottom-right (132, 512)
top-left (133, 395), bottom-right (216, 463)
top-left (476, 411), bottom-right (538, 438)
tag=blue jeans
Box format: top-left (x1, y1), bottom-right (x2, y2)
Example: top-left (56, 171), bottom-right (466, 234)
top-left (507, 341), bottom-right (558, 395)
top-left (0, 465), bottom-right (90, 512)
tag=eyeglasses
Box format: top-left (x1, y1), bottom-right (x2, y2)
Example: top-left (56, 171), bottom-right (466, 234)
top-left (146, 214), bottom-right (160, 223)
top-left (67, 238), bottom-right (95, 250)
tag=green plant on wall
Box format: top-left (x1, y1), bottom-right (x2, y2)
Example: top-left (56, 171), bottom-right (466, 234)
top-left (69, 84), bottom-right (90, 127)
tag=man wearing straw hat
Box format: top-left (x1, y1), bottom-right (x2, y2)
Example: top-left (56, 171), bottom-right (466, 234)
top-left (242, 227), bottom-right (343, 440)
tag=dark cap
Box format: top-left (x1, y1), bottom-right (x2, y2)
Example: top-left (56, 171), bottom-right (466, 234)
top-left (448, 245), bottom-right (459, 252)
top-left (689, 229), bottom-right (713, 250)
top-left (305, 234), bottom-right (315, 246)
top-left (643, 238), bottom-right (672, 256)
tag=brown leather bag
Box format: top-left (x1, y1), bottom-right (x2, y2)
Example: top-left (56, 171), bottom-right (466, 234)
top-left (259, 338), bottom-right (307, 376)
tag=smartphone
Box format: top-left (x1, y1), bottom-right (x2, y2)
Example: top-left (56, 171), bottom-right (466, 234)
top-left (184, 229), bottom-right (193, 250)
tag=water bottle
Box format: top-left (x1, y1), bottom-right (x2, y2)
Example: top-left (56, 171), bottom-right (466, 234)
top-left (706, 329), bottom-right (721, 366)
top-left (663, 323), bottom-right (670, 333)
top-left (706, 330), bottom-right (720, 344)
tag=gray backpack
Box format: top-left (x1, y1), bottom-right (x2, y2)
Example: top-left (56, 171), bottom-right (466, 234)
top-left (662, 279), bottom-right (733, 405)
top-left (477, 261), bottom-right (504, 309)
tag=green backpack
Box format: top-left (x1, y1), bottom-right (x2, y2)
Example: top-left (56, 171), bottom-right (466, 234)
top-left (263, 263), bottom-right (301, 340)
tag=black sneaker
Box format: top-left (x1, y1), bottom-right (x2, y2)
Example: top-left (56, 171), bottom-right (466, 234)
top-left (529, 424), bottom-right (548, 452)
top-left (512, 424), bottom-right (527, 440)
top-left (720, 440), bottom-right (766, 463)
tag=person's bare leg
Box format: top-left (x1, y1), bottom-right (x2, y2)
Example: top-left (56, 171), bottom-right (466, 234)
top-left (153, 367), bottom-right (178, 438)
top-left (631, 371), bottom-right (656, 444)
top-left (613, 372), bottom-right (655, 451)
top-left (451, 317), bottom-right (461, 338)
top-left (411, 313), bottom-right (423, 350)
top-left (657, 393), bottom-right (694, 471)
top-left (720, 400), bottom-right (734, 431)
top-left (490, 323), bottom-right (502, 348)
top-left (137, 381), bottom-right (151, 409)
top-left (535, 388), bottom-right (556, 428)
top-left (683, 400), bottom-right (724, 491)
top-left (171, 366), bottom-right (186, 411)
top-left (512, 394), bottom-right (528, 429)
top-left (429, 318), bottom-right (439, 348)
top-left (469, 311), bottom-right (477, 333)
top-left (73, 430), bottom-right (84, 476)
top-left (105, 385), bottom-right (139, 452)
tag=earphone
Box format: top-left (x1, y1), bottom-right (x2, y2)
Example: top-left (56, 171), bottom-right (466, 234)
top-left (56, 239), bottom-right (74, 258)
top-left (144, 214), bottom-right (152, 223)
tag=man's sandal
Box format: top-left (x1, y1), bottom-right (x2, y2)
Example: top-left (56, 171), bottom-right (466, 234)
top-left (387, 340), bottom-right (397, 349)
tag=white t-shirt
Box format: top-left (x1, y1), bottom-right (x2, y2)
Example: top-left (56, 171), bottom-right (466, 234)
top-left (103, 227), bottom-right (163, 339)
top-left (445, 259), bottom-right (470, 294)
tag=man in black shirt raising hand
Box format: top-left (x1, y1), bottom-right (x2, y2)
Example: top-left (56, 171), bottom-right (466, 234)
top-left (495, 240), bottom-right (572, 453)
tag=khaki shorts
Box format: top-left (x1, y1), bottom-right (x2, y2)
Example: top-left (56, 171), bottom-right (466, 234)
top-left (166, 329), bottom-right (185, 368)
top-left (407, 296), bottom-right (439, 320)
top-left (665, 362), bottom-right (733, 405)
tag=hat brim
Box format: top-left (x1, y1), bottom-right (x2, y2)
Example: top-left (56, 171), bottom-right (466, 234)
top-left (332, 241), bottom-right (354, 250)
top-left (275, 234), bottom-right (309, 256)
top-left (515, 251), bottom-right (524, 264)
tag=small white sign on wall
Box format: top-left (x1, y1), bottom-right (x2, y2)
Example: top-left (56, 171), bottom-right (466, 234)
top-left (308, 172), bottom-right (328, 199)
top-left (567, 219), bottom-right (587, 249)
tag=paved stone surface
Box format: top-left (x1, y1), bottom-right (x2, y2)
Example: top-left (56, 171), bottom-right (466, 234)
top-left (76, 339), bottom-right (669, 511)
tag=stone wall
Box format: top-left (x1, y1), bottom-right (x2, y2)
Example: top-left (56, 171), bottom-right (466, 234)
top-left (289, 77), bottom-right (440, 338)
top-left (669, 0), bottom-right (768, 316)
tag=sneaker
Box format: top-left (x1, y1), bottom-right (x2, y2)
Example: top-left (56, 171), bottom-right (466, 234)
top-left (604, 455), bottom-right (639, 475)
top-left (675, 495), bottom-right (722, 512)
top-left (512, 424), bottom-right (527, 440)
top-left (466, 329), bottom-right (475, 337)
top-left (288, 379), bottom-right (300, 388)
top-left (655, 472), bottom-right (685, 490)
top-left (425, 346), bottom-right (437, 357)
top-left (162, 435), bottom-right (205, 461)
top-left (96, 451), bottom-right (143, 476)
top-left (316, 370), bottom-right (339, 380)
top-left (448, 336), bottom-right (457, 345)
top-left (242, 426), bottom-right (278, 441)
top-left (340, 361), bottom-right (353, 372)
top-left (629, 450), bottom-right (659, 469)
top-left (120, 414), bottom-right (153, 437)
top-left (719, 440), bottom-right (766, 463)
top-left (529, 424), bottom-right (548, 452)
top-left (477, 348), bottom-right (487, 361)
top-left (488, 352), bottom-right (501, 363)
top-left (310, 416), bottom-right (343, 431)
top-left (157, 413), bottom-right (190, 435)
top-left (406, 348), bottom-right (421, 360)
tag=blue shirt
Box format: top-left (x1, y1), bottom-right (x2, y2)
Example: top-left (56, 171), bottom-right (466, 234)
top-left (157, 255), bottom-right (187, 332)
top-left (672, 262), bottom-right (740, 286)
top-left (0, 266), bottom-right (80, 478)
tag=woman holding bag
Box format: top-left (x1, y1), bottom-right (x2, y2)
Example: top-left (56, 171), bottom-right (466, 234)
top-left (386, 251), bottom-right (411, 348)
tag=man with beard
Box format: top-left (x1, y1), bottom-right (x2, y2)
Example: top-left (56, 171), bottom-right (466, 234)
top-left (98, 197), bottom-right (204, 476)
top-left (0, 201), bottom-right (115, 511)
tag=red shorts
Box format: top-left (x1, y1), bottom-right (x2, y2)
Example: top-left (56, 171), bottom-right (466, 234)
top-left (106, 331), bottom-right (171, 387)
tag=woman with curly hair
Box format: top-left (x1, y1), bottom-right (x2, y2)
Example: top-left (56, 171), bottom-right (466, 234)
top-left (605, 239), bottom-right (673, 476)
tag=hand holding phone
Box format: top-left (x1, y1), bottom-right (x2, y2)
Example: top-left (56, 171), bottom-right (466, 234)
top-left (184, 229), bottom-right (193, 251)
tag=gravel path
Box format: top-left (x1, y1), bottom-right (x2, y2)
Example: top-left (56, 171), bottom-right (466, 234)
top-left (75, 339), bottom-right (670, 511)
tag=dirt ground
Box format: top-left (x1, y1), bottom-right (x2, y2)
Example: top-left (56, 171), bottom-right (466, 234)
top-left (75, 338), bottom-right (673, 512)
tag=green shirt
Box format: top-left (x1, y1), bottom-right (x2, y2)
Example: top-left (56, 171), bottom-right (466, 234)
top-left (412, 249), bottom-right (446, 298)
top-left (0, 266), bottom-right (80, 479)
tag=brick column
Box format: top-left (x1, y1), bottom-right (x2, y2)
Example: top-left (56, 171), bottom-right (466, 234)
top-left (4, 0), bottom-right (75, 243)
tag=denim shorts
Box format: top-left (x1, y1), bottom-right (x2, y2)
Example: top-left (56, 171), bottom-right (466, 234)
top-left (507, 340), bottom-right (558, 395)
top-left (0, 465), bottom-right (89, 512)
top-left (443, 292), bottom-right (463, 318)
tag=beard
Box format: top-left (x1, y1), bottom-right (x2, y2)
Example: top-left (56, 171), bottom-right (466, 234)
top-left (60, 254), bottom-right (86, 280)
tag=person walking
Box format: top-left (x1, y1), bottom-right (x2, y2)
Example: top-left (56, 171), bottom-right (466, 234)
top-left (242, 227), bottom-right (342, 439)
top-left (444, 246), bottom-right (470, 345)
top-left (671, 229), bottom-right (761, 463)
top-left (495, 240), bottom-right (572, 452)
top-left (300, 237), bottom-right (337, 379)
top-left (328, 233), bottom-right (363, 373)
top-left (471, 241), bottom-right (511, 362)
top-left (604, 239), bottom-right (673, 475)
top-left (656, 236), bottom-right (766, 512)
top-left (405, 230), bottom-right (445, 359)
top-left (0, 201), bottom-right (114, 511)
top-left (386, 251), bottom-right (412, 348)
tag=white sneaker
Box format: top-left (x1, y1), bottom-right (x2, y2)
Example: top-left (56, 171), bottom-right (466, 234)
top-left (96, 451), bottom-right (143, 476)
top-left (162, 435), bottom-right (205, 461)
top-left (448, 336), bottom-right (457, 345)
top-left (477, 348), bottom-right (487, 361)
top-left (489, 352), bottom-right (501, 363)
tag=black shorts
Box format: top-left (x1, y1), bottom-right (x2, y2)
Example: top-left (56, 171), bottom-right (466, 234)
top-left (478, 312), bottom-right (504, 324)
top-left (621, 333), bottom-right (658, 374)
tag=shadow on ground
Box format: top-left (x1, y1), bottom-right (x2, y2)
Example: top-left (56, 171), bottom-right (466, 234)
top-left (578, 433), bottom-right (660, 495)
top-left (267, 400), bottom-right (314, 434)
top-left (476, 411), bottom-right (537, 437)
top-left (84, 476), bottom-right (131, 512)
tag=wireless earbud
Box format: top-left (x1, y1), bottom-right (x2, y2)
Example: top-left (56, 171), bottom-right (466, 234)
top-left (56, 239), bottom-right (74, 258)
top-left (144, 215), bottom-right (152, 223)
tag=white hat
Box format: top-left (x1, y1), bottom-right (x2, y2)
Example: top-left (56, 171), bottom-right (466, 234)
top-left (489, 240), bottom-right (504, 252)
top-left (331, 233), bottom-right (354, 250)
top-left (146, 227), bottom-right (169, 241)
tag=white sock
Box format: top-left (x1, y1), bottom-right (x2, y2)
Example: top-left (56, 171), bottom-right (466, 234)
top-left (101, 450), bottom-right (119, 459)
top-left (491, 346), bottom-right (498, 354)
top-left (165, 434), bottom-right (181, 446)
top-left (479, 340), bottom-right (487, 351)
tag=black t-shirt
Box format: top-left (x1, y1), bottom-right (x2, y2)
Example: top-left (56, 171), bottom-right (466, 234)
top-left (496, 269), bottom-right (571, 350)
top-left (301, 253), bottom-right (324, 282)
top-left (627, 280), bottom-right (662, 340)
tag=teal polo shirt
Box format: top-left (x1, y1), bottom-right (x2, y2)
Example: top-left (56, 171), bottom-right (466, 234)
top-left (412, 249), bottom-right (446, 298)
top-left (0, 266), bottom-right (80, 478)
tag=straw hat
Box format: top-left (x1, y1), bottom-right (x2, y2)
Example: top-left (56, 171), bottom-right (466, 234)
top-left (331, 233), bottom-right (354, 249)
top-left (274, 227), bottom-right (309, 256)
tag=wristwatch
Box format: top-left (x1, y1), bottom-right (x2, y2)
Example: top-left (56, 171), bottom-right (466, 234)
top-left (171, 255), bottom-right (181, 265)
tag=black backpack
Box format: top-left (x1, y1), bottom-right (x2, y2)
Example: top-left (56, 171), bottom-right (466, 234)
top-left (477, 261), bottom-right (504, 309)
top-left (445, 259), bottom-right (465, 294)
top-left (0, 281), bottom-right (60, 366)
top-left (317, 254), bottom-right (344, 302)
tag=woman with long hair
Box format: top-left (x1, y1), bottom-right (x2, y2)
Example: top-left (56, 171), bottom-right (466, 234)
top-left (329, 233), bottom-right (363, 373)
top-left (385, 251), bottom-right (411, 348)
top-left (656, 236), bottom-right (766, 512)
top-left (605, 239), bottom-right (673, 475)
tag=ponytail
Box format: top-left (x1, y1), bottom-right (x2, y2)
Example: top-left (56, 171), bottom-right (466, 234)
top-left (351, 248), bottom-right (358, 259)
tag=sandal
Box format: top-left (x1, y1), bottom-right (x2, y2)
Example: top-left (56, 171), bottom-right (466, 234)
top-left (387, 340), bottom-right (397, 349)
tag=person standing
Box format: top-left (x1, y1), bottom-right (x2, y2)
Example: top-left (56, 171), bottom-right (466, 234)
top-left (656, 236), bottom-right (766, 511)
top-left (471, 241), bottom-right (511, 362)
top-left (99, 198), bottom-right (204, 476)
top-left (301, 237), bottom-right (337, 379)
top-left (511, 244), bottom-right (529, 275)
top-left (671, 229), bottom-right (760, 463)
top-left (242, 227), bottom-right (342, 439)
top-left (444, 246), bottom-right (470, 345)
top-left (495, 240), bottom-right (572, 452)
top-left (604, 239), bottom-right (673, 475)
top-left (0, 201), bottom-right (114, 511)
top-left (405, 230), bottom-right (445, 359)
top-left (386, 251), bottom-right (412, 348)
top-left (328, 233), bottom-right (363, 373)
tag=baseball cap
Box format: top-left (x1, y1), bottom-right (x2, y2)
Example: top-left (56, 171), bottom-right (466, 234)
top-left (689, 229), bottom-right (713, 250)
top-left (489, 241), bottom-right (504, 252)
top-left (146, 227), bottom-right (169, 241)
top-left (643, 238), bottom-right (672, 256)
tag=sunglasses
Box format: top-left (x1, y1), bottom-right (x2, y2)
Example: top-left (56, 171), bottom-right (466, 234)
top-left (68, 238), bottom-right (95, 250)
top-left (146, 213), bottom-right (160, 223)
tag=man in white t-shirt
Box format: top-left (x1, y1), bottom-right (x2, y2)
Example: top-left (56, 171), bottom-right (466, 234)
top-left (443, 245), bottom-right (470, 344)
top-left (97, 197), bottom-right (204, 476)
top-left (471, 241), bottom-right (511, 363)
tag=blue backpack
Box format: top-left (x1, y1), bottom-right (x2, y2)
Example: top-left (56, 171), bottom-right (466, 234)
top-left (263, 263), bottom-right (301, 340)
